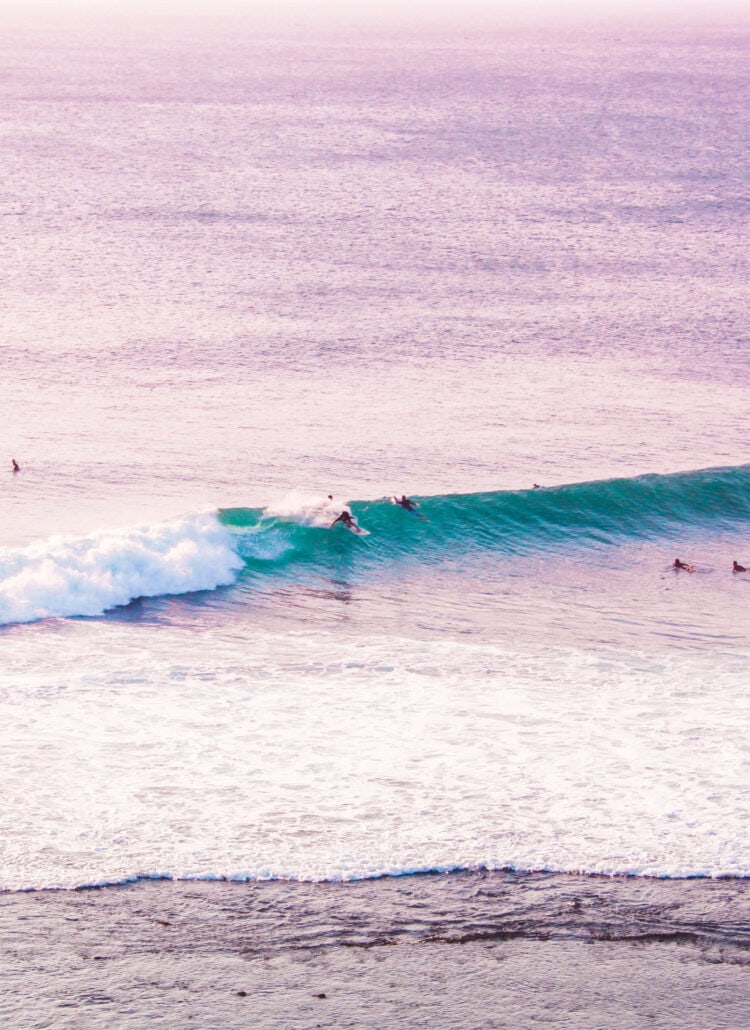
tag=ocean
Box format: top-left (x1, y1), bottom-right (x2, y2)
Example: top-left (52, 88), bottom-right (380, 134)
top-left (1, 9), bottom-right (749, 1024)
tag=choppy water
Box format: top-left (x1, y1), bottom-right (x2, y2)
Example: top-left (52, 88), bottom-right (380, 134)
top-left (2, 12), bottom-right (750, 891)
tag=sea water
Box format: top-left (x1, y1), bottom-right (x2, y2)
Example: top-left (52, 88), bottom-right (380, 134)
top-left (1, 11), bottom-right (749, 892)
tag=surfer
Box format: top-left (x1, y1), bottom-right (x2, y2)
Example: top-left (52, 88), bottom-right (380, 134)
top-left (330, 510), bottom-right (360, 533)
top-left (672, 558), bottom-right (694, 572)
top-left (11, 459), bottom-right (19, 473)
top-left (393, 494), bottom-right (427, 521)
top-left (532, 483), bottom-right (541, 489)
top-left (732, 560), bottom-right (747, 573)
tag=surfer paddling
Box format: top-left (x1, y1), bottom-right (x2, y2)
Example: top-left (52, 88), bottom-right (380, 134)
top-left (732, 560), bottom-right (747, 573)
top-left (672, 558), bottom-right (694, 572)
top-left (393, 494), bottom-right (427, 520)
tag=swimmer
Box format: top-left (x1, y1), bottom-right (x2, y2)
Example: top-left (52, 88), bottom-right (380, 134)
top-left (532, 483), bottom-right (541, 489)
top-left (330, 509), bottom-right (360, 533)
top-left (672, 558), bottom-right (694, 572)
top-left (732, 560), bottom-right (747, 573)
top-left (11, 459), bottom-right (19, 473)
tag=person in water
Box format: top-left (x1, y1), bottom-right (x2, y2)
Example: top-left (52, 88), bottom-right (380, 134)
top-left (672, 558), bottom-right (694, 572)
top-left (330, 509), bottom-right (359, 532)
top-left (12, 459), bottom-right (19, 473)
top-left (732, 560), bottom-right (747, 573)
top-left (394, 494), bottom-right (427, 521)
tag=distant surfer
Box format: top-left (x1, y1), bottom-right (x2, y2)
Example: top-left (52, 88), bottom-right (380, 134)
top-left (330, 510), bottom-right (361, 533)
top-left (672, 558), bottom-right (694, 572)
top-left (532, 483), bottom-right (540, 489)
top-left (732, 560), bottom-right (747, 573)
top-left (11, 458), bottom-right (19, 473)
top-left (392, 494), bottom-right (427, 520)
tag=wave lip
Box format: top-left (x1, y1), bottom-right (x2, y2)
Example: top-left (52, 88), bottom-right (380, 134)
top-left (0, 513), bottom-right (243, 626)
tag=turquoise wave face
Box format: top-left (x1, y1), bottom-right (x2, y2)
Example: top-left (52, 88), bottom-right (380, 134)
top-left (219, 464), bottom-right (750, 576)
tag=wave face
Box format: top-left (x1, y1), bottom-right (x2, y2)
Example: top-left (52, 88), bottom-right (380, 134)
top-left (2, 465), bottom-right (749, 626)
top-left (222, 463), bottom-right (750, 564)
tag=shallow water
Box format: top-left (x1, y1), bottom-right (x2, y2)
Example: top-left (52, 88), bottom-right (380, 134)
top-left (1, 873), bottom-right (748, 1029)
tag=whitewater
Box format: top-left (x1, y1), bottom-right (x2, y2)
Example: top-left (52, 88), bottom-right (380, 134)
top-left (4, 596), bottom-right (750, 889)
top-left (2, 14), bottom-right (750, 901)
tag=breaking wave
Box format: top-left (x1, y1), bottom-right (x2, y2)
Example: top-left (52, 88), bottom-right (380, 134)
top-left (2, 464), bottom-right (749, 625)
top-left (0, 513), bottom-right (243, 625)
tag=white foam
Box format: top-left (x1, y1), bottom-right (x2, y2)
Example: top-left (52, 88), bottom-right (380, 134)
top-left (0, 513), bottom-right (243, 625)
top-left (1, 627), bottom-right (749, 889)
top-left (263, 491), bottom-right (350, 527)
